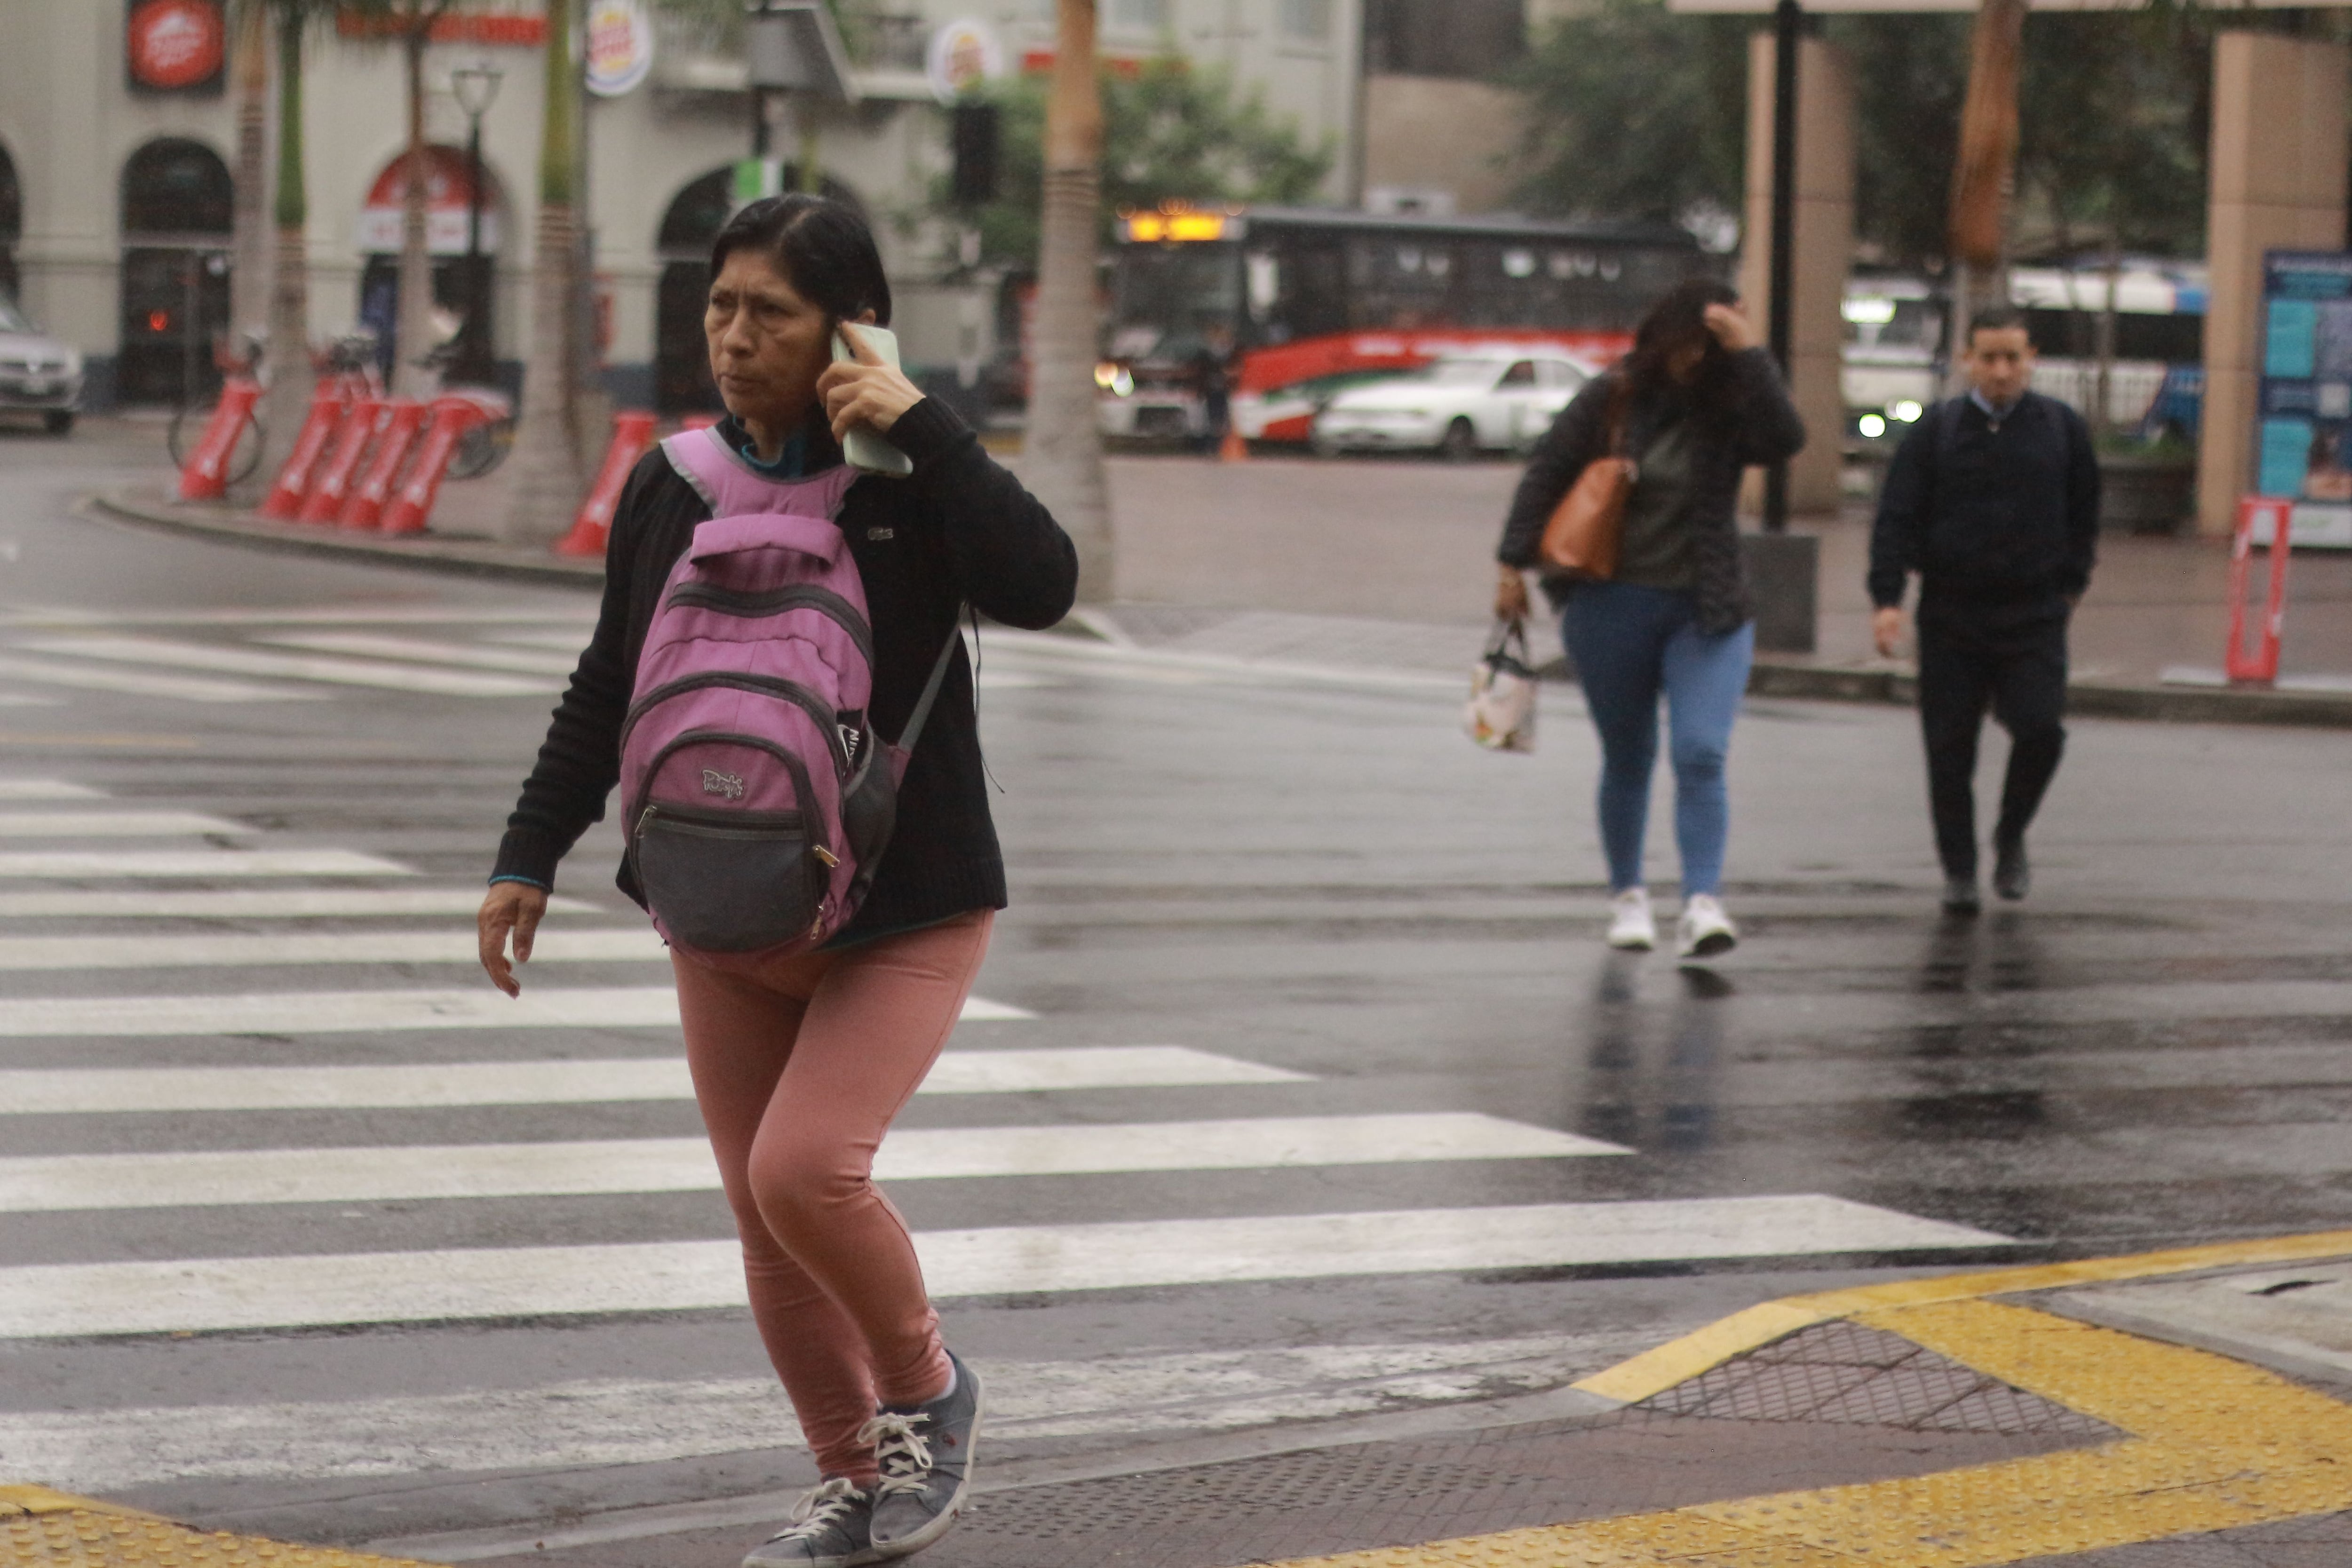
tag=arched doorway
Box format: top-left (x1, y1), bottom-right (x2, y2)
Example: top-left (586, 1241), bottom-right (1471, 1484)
top-left (653, 168), bottom-right (864, 414)
top-left (119, 137), bottom-right (233, 406)
top-left (355, 145), bottom-right (504, 385)
top-left (0, 142), bottom-right (21, 300)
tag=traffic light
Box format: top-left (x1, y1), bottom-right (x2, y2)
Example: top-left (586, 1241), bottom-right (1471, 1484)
top-left (951, 103), bottom-right (998, 207)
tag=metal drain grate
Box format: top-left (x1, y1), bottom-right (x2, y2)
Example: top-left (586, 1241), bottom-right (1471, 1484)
top-left (1634, 1320), bottom-right (2120, 1438)
top-left (959, 1451), bottom-right (1497, 1540)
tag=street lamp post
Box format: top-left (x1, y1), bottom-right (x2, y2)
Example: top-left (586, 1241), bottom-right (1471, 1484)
top-left (451, 61), bottom-right (503, 386)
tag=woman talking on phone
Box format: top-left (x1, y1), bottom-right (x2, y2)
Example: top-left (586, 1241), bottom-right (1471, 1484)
top-left (477, 195), bottom-right (1076, 1567)
top-left (1494, 279), bottom-right (1804, 959)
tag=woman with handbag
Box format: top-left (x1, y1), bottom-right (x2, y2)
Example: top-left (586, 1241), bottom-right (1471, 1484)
top-left (1493, 279), bottom-right (1804, 958)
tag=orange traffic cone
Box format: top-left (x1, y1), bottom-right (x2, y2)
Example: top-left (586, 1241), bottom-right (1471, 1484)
top-left (1218, 425), bottom-right (1249, 463)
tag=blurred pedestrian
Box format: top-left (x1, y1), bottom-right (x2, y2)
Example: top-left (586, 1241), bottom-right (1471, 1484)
top-left (1195, 322), bottom-right (1235, 454)
top-left (1495, 279), bottom-right (1805, 957)
top-left (477, 194), bottom-right (1077, 1568)
top-left (1868, 305), bottom-right (2098, 915)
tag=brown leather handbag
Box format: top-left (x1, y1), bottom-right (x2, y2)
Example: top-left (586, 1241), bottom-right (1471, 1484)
top-left (1539, 395), bottom-right (1634, 580)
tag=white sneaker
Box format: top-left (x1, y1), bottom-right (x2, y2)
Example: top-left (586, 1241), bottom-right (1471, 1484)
top-left (1677, 893), bottom-right (1737, 959)
top-left (1606, 888), bottom-right (1656, 950)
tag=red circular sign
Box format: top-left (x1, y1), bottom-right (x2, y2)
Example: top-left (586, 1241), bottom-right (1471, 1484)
top-left (128, 0), bottom-right (223, 90)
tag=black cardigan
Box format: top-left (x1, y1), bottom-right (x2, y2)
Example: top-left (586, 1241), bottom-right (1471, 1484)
top-left (492, 398), bottom-right (1078, 938)
top-left (1494, 348), bottom-right (1807, 636)
top-left (1867, 390), bottom-right (2099, 610)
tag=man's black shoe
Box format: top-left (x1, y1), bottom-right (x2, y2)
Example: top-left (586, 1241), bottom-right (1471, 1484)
top-left (1942, 878), bottom-right (1982, 916)
top-left (1994, 839), bottom-right (2030, 901)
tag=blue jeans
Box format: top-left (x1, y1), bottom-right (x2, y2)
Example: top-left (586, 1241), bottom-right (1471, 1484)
top-left (1561, 583), bottom-right (1754, 897)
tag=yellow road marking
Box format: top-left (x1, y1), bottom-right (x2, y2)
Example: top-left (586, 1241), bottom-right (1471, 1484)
top-left (1270, 1235), bottom-right (2352, 1568)
top-left (1578, 1227), bottom-right (2352, 1405)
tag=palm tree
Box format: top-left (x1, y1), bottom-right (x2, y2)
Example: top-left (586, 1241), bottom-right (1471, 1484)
top-left (351, 0), bottom-right (469, 398)
top-left (228, 5), bottom-right (270, 363)
top-left (500, 0), bottom-right (586, 544)
top-left (249, 0), bottom-right (334, 485)
top-left (1025, 0), bottom-right (1112, 600)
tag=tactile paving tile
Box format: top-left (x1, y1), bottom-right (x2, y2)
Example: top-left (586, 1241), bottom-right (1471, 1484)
top-left (1631, 1321), bottom-right (2121, 1439)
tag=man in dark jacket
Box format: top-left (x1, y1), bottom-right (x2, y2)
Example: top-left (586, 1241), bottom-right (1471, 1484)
top-left (1868, 306), bottom-right (2099, 915)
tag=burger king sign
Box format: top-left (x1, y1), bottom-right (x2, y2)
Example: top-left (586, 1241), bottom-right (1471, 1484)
top-left (126, 0), bottom-right (225, 94)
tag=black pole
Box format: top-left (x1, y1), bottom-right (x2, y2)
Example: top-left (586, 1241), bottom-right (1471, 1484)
top-left (751, 86), bottom-right (771, 159)
top-left (1764, 0), bottom-right (1800, 533)
top-left (463, 112), bottom-right (486, 383)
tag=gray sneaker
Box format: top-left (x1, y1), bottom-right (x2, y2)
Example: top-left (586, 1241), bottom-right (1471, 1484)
top-left (865, 1351), bottom-right (984, 1556)
top-left (743, 1478), bottom-right (881, 1568)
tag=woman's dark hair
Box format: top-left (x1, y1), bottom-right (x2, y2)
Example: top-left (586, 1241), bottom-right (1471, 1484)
top-left (709, 193), bottom-right (893, 327)
top-left (1618, 276), bottom-right (1742, 418)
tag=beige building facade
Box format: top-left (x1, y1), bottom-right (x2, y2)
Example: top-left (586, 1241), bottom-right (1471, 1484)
top-left (0, 0), bottom-right (1365, 410)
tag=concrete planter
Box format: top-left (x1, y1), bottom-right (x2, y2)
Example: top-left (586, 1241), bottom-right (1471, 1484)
top-left (2099, 454), bottom-right (2196, 534)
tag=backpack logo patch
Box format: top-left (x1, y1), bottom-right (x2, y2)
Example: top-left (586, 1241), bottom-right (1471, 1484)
top-left (700, 769), bottom-right (746, 801)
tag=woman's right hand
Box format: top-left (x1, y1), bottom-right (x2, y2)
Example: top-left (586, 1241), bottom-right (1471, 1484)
top-left (478, 880), bottom-right (548, 998)
top-left (1494, 565), bottom-right (1531, 623)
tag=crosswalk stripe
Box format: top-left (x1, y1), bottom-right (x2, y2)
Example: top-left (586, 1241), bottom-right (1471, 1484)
top-left (255, 633), bottom-right (582, 677)
top-left (18, 637), bottom-right (564, 699)
top-left (0, 1115), bottom-right (1623, 1212)
top-left (0, 888), bottom-right (601, 918)
top-left (1, 1332), bottom-right (1655, 1492)
top-left (482, 629), bottom-right (595, 650)
top-left (0, 1048), bottom-right (1307, 1113)
top-left (0, 781), bottom-right (106, 800)
top-left (2, 605), bottom-right (599, 628)
top-left (0, 926), bottom-right (666, 970)
top-left (0, 652), bottom-right (323, 704)
top-left (0, 849), bottom-right (413, 880)
top-left (0, 986), bottom-right (1030, 1036)
top-left (0, 1198), bottom-right (2007, 1338)
top-left (0, 810), bottom-right (253, 839)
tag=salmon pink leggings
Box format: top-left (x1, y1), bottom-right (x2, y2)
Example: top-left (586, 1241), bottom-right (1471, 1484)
top-left (671, 909), bottom-right (992, 1483)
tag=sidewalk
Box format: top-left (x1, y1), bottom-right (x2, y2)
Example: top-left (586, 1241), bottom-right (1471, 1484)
top-left (91, 448), bottom-right (2352, 727)
top-left (12, 1232), bottom-right (2351, 1568)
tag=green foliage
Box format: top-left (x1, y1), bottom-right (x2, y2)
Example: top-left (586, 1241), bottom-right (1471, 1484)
top-left (1503, 0), bottom-right (1748, 231)
top-left (957, 59), bottom-right (1335, 271)
top-left (1510, 0), bottom-right (2280, 270)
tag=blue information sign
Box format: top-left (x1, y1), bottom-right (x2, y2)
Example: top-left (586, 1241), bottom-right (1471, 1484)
top-left (2256, 250), bottom-right (2352, 547)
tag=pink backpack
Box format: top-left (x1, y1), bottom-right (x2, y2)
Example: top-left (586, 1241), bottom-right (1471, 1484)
top-left (619, 428), bottom-right (958, 965)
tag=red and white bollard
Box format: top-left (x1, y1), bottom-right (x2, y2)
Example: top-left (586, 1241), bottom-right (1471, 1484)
top-left (259, 382), bottom-right (356, 520)
top-left (299, 398), bottom-right (390, 524)
top-left (2225, 496), bottom-right (2293, 685)
top-left (338, 398), bottom-right (428, 531)
top-left (554, 410), bottom-right (660, 558)
top-left (380, 397), bottom-right (491, 536)
top-left (175, 377), bottom-right (264, 501)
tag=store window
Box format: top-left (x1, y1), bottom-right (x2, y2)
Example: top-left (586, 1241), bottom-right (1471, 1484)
top-left (119, 137), bottom-right (232, 406)
top-left (353, 145), bottom-right (504, 386)
top-left (1364, 0), bottom-right (1523, 77)
top-left (1279, 0), bottom-right (1330, 40)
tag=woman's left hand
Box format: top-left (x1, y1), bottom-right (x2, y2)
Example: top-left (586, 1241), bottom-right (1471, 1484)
top-left (818, 322), bottom-right (926, 441)
top-left (1703, 302), bottom-right (1760, 353)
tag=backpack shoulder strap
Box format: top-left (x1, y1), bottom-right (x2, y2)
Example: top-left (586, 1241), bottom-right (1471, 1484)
top-left (661, 427), bottom-right (860, 520)
top-left (894, 605), bottom-right (969, 752)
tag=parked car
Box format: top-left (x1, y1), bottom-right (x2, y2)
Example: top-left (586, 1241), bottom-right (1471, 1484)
top-left (1311, 352), bottom-right (1592, 460)
top-left (0, 294), bottom-right (83, 435)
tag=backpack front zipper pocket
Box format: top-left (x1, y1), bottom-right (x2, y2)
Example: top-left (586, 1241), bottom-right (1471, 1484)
top-left (631, 803), bottom-right (832, 953)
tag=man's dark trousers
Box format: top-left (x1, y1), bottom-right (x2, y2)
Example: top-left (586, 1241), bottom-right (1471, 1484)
top-left (1915, 594), bottom-right (2068, 881)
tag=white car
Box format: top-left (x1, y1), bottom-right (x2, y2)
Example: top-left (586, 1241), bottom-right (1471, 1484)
top-left (0, 294), bottom-right (83, 435)
top-left (1311, 353), bottom-right (1592, 460)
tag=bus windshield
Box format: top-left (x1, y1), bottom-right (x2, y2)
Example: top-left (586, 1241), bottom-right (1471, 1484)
top-left (1110, 243), bottom-right (1240, 358)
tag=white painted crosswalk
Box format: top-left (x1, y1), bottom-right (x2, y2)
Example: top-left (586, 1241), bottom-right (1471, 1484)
top-left (0, 1047), bottom-right (1306, 1114)
top-left (0, 985), bottom-right (1033, 1035)
top-left (0, 651), bottom-right (322, 704)
top-left (0, 1199), bottom-right (2002, 1339)
top-left (19, 635), bottom-right (565, 698)
top-left (0, 760), bottom-right (2011, 1505)
top-left (255, 632), bottom-right (584, 677)
top-left (0, 1115), bottom-right (1624, 1212)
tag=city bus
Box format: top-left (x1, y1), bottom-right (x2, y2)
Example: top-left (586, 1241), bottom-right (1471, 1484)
top-left (1100, 205), bottom-right (1717, 446)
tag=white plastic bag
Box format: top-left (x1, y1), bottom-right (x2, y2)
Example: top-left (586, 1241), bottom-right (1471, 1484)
top-left (1464, 618), bottom-right (1537, 753)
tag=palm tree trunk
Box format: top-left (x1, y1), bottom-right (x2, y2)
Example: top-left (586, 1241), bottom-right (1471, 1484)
top-left (393, 13), bottom-right (437, 398)
top-left (259, 6), bottom-right (313, 486)
top-left (501, 0), bottom-right (585, 545)
top-left (1945, 0), bottom-right (2024, 393)
top-left (1024, 0), bottom-right (1112, 600)
top-left (229, 4), bottom-right (270, 360)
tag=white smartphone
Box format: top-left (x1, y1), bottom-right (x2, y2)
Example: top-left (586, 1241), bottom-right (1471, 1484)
top-left (832, 324), bottom-right (915, 478)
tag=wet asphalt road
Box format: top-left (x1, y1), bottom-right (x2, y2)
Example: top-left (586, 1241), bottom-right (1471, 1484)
top-left (0, 423), bottom-right (2347, 1551)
